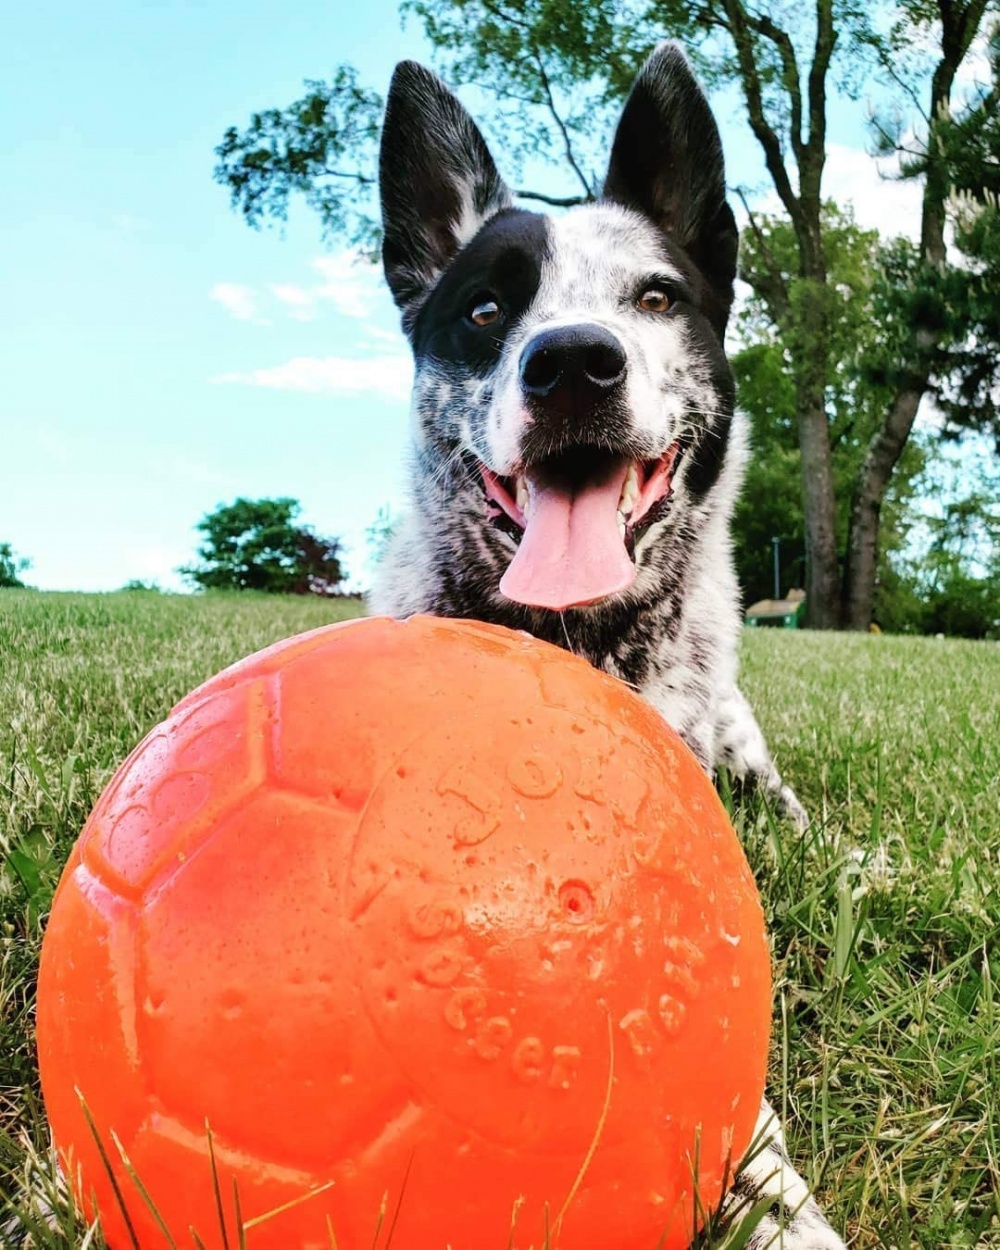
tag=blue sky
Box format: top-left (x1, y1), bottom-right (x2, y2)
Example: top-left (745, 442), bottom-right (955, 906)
top-left (3, 1), bottom-right (965, 593)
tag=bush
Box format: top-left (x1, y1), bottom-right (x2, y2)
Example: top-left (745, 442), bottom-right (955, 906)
top-left (921, 569), bottom-right (1000, 639)
top-left (0, 542), bottom-right (30, 589)
top-left (180, 498), bottom-right (345, 596)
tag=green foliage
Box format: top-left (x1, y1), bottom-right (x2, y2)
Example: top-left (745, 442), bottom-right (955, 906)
top-left (733, 206), bottom-right (927, 606)
top-left (734, 202), bottom-right (996, 635)
top-left (402, 0), bottom-right (653, 194)
top-left (921, 566), bottom-right (1000, 638)
top-left (0, 543), bottom-right (30, 589)
top-left (871, 16), bottom-right (999, 442)
top-left (933, 197), bottom-right (1000, 441)
top-left (730, 342), bottom-right (804, 602)
top-left (180, 497), bottom-right (345, 596)
top-left (213, 66), bottom-right (382, 250)
top-left (875, 457), bottom-right (1000, 637)
top-left (871, 559), bottom-right (927, 635)
top-left (119, 579), bottom-right (162, 593)
top-left (861, 216), bottom-right (1000, 446)
top-left (874, 557), bottom-right (1000, 640)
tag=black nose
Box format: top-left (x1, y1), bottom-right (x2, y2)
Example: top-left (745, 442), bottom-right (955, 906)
top-left (520, 325), bottom-right (627, 403)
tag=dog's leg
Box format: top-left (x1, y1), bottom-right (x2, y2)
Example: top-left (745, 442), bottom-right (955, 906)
top-left (712, 687), bottom-right (809, 829)
top-left (715, 1100), bottom-right (846, 1249)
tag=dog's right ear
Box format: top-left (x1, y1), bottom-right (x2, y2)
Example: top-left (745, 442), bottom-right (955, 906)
top-left (380, 62), bottom-right (512, 329)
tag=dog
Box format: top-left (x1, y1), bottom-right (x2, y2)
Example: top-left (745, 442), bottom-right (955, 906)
top-left (370, 43), bottom-right (846, 1250)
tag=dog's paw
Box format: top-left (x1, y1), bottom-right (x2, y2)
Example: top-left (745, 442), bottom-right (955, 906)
top-left (740, 1198), bottom-right (848, 1249)
top-left (717, 1104), bottom-right (847, 1250)
top-left (712, 688), bottom-right (810, 829)
top-left (776, 781), bottom-right (810, 832)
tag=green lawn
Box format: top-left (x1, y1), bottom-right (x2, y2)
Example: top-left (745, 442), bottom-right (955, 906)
top-left (1, 589), bottom-right (998, 1247)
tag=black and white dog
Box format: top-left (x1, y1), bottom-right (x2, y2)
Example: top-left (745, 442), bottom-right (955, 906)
top-left (371, 43), bottom-right (845, 1250)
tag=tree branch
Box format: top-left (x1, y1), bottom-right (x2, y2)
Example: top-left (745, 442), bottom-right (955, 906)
top-left (870, 46), bottom-right (931, 121)
top-left (921, 0), bottom-right (991, 262)
top-left (718, 0), bottom-right (803, 230)
top-left (319, 168), bottom-right (376, 185)
top-left (744, 10), bottom-right (804, 165)
top-left (515, 189), bottom-right (590, 207)
top-left (529, 47), bottom-right (597, 200)
top-left (734, 186), bottom-right (791, 319)
top-left (803, 0), bottom-right (837, 199)
top-left (479, 0), bottom-right (596, 201)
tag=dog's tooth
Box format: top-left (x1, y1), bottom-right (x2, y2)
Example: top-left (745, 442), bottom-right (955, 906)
top-left (618, 463), bottom-right (639, 517)
top-left (617, 510), bottom-right (627, 538)
top-left (515, 474), bottom-right (529, 514)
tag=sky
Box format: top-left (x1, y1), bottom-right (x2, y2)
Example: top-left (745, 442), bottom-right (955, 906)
top-left (0, 2), bottom-right (985, 593)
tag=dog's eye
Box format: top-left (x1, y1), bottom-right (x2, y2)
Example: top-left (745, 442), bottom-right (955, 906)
top-left (468, 296), bottom-right (502, 327)
top-left (637, 289), bottom-right (671, 313)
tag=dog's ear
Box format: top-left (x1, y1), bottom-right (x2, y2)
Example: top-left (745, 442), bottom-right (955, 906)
top-left (380, 61), bottom-right (513, 328)
top-left (602, 43), bottom-right (738, 313)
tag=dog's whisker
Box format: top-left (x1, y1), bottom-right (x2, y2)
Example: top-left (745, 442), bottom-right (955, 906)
top-left (557, 611), bottom-right (577, 656)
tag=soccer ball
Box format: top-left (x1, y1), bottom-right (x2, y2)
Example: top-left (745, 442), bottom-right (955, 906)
top-left (37, 615), bottom-right (770, 1249)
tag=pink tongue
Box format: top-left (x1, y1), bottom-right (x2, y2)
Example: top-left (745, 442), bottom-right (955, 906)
top-left (499, 460), bottom-right (636, 610)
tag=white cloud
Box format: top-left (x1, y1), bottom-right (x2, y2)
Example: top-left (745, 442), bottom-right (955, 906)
top-left (310, 251), bottom-right (380, 319)
top-left (211, 353), bottom-right (413, 401)
top-left (955, 29), bottom-right (992, 97)
top-left (210, 282), bottom-right (262, 322)
top-left (823, 144), bottom-right (923, 241)
top-left (269, 283), bottom-right (317, 322)
top-left (211, 250), bottom-right (389, 327)
top-left (363, 323), bottom-right (403, 346)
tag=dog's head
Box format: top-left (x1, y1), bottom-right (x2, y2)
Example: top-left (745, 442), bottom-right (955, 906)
top-left (379, 44), bottom-right (739, 617)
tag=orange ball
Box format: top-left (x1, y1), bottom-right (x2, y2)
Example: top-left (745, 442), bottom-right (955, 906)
top-left (37, 616), bottom-right (770, 1250)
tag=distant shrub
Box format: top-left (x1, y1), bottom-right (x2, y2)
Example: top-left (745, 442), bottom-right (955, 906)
top-left (0, 542), bottom-right (30, 588)
top-left (180, 498), bottom-right (345, 596)
top-left (921, 569), bottom-right (1000, 640)
top-left (119, 580), bottom-right (164, 593)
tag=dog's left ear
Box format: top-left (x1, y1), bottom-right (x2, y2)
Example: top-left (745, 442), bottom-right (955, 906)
top-left (380, 61), bottom-right (513, 330)
top-left (602, 43), bottom-right (738, 317)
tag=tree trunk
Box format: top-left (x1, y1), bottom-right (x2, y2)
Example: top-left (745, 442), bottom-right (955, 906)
top-left (842, 385), bottom-right (924, 630)
top-left (793, 203), bottom-right (840, 628)
top-left (796, 364), bottom-right (841, 628)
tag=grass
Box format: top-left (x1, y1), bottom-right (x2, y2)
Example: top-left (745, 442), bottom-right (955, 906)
top-left (1, 588), bottom-right (998, 1247)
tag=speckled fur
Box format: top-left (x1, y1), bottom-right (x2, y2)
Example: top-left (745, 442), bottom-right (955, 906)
top-left (372, 45), bottom-right (845, 1250)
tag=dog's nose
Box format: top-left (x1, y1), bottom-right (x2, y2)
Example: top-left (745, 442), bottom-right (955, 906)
top-left (520, 325), bottom-right (627, 406)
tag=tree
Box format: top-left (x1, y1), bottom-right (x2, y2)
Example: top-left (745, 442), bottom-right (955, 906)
top-left (910, 26), bottom-right (1000, 441)
top-left (181, 498), bottom-right (345, 595)
top-left (841, 0), bottom-right (994, 630)
top-left (0, 542), bottom-right (30, 589)
top-left (732, 204), bottom-right (927, 608)
top-left (215, 0), bottom-right (995, 628)
top-left (882, 457), bottom-right (1000, 637)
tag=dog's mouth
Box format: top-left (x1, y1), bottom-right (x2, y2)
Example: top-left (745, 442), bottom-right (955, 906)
top-left (478, 442), bottom-right (682, 611)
